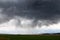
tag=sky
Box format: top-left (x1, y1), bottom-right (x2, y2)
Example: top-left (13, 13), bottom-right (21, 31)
top-left (0, 18), bottom-right (60, 34)
top-left (0, 0), bottom-right (60, 34)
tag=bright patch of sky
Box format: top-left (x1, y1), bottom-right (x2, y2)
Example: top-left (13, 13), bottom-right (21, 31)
top-left (0, 17), bottom-right (60, 34)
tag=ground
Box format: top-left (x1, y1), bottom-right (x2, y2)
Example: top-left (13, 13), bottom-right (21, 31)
top-left (0, 34), bottom-right (60, 40)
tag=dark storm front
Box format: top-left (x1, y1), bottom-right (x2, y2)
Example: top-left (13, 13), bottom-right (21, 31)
top-left (14, 0), bottom-right (60, 20)
top-left (0, 0), bottom-right (60, 26)
top-left (1, 0), bottom-right (59, 19)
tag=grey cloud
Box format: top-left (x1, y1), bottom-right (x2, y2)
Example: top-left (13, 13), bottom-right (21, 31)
top-left (12, 0), bottom-right (60, 20)
top-left (0, 0), bottom-right (60, 27)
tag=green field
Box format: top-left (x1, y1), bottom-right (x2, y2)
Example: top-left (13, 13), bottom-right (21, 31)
top-left (0, 34), bottom-right (60, 40)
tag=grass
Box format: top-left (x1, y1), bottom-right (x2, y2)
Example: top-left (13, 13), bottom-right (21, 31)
top-left (0, 34), bottom-right (60, 40)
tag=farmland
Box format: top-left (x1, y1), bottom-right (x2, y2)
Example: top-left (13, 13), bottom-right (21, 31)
top-left (0, 34), bottom-right (60, 40)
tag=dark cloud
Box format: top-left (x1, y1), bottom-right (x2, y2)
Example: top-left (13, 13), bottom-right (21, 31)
top-left (11, 0), bottom-right (60, 20)
top-left (0, 0), bottom-right (60, 26)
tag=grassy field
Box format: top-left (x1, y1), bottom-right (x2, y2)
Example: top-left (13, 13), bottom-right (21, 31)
top-left (0, 34), bottom-right (60, 40)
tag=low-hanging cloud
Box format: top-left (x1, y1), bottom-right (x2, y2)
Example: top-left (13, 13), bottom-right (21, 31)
top-left (0, 0), bottom-right (60, 28)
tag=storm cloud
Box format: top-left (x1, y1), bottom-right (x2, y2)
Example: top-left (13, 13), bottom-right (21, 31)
top-left (0, 0), bottom-right (60, 27)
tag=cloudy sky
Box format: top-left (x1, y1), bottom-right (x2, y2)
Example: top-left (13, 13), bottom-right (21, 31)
top-left (0, 0), bottom-right (60, 34)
